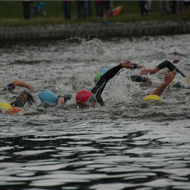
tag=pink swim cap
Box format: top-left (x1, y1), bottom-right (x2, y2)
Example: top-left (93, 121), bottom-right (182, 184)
top-left (76, 90), bottom-right (93, 107)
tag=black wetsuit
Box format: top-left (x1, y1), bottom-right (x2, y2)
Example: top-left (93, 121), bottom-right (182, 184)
top-left (91, 64), bottom-right (122, 106)
top-left (11, 90), bottom-right (35, 108)
top-left (2, 83), bottom-right (15, 91)
top-left (91, 63), bottom-right (147, 106)
top-left (157, 60), bottom-right (186, 88)
top-left (2, 82), bottom-right (35, 108)
top-left (157, 60), bottom-right (186, 77)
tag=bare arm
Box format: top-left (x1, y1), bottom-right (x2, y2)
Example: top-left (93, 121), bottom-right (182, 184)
top-left (152, 70), bottom-right (176, 97)
top-left (138, 65), bottom-right (146, 69)
top-left (57, 97), bottom-right (65, 107)
top-left (140, 67), bottom-right (159, 75)
top-left (12, 80), bottom-right (34, 90)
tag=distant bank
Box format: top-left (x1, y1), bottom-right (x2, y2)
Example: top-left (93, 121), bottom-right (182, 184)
top-left (1, 20), bottom-right (190, 42)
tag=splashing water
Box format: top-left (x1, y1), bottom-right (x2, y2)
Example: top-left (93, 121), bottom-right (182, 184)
top-left (0, 35), bottom-right (190, 190)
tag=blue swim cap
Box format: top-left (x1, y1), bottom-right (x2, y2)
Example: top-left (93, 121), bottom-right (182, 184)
top-left (101, 68), bottom-right (109, 74)
top-left (39, 91), bottom-right (58, 104)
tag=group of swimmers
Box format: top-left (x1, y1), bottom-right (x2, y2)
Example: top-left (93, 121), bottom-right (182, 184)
top-left (0, 59), bottom-right (187, 114)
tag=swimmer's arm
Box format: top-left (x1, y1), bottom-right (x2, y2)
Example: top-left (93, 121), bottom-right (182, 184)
top-left (152, 82), bottom-right (168, 97)
top-left (131, 63), bottom-right (146, 70)
top-left (152, 70), bottom-right (176, 97)
top-left (101, 60), bottom-right (133, 81)
top-left (12, 80), bottom-right (34, 90)
top-left (140, 67), bottom-right (159, 75)
top-left (57, 97), bottom-right (65, 107)
top-left (56, 94), bottom-right (72, 107)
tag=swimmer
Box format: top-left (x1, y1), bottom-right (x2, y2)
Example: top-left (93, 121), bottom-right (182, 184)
top-left (1, 89), bottom-right (72, 114)
top-left (2, 79), bottom-right (34, 91)
top-left (140, 59), bottom-right (180, 75)
top-left (140, 59), bottom-right (188, 88)
top-left (1, 80), bottom-right (34, 114)
top-left (95, 64), bottom-right (152, 85)
top-left (140, 59), bottom-right (181, 75)
top-left (0, 90), bottom-right (35, 114)
top-left (76, 60), bottom-right (133, 107)
top-left (143, 70), bottom-right (176, 102)
top-left (39, 91), bottom-right (72, 107)
top-left (129, 63), bottom-right (152, 83)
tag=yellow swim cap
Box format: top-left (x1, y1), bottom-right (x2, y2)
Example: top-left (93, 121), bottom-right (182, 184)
top-left (143, 95), bottom-right (162, 102)
top-left (186, 78), bottom-right (189, 83)
top-left (0, 102), bottom-right (12, 110)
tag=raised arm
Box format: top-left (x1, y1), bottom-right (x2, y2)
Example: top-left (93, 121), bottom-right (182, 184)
top-left (140, 60), bottom-right (185, 77)
top-left (140, 67), bottom-right (159, 75)
top-left (152, 70), bottom-right (176, 97)
top-left (12, 80), bottom-right (34, 90)
top-left (3, 79), bottom-right (34, 91)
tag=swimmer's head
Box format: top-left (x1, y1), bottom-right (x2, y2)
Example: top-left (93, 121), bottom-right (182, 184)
top-left (94, 73), bottom-right (103, 84)
top-left (101, 68), bottom-right (109, 74)
top-left (72, 80), bottom-right (85, 90)
top-left (76, 90), bottom-right (93, 107)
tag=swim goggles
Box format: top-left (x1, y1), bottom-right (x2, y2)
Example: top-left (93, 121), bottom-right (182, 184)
top-left (88, 94), bottom-right (96, 104)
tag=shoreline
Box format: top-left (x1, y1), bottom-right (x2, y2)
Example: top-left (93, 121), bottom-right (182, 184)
top-left (1, 19), bottom-right (190, 42)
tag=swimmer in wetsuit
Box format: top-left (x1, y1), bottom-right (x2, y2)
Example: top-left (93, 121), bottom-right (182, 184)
top-left (94, 64), bottom-right (152, 85)
top-left (0, 90), bottom-right (35, 114)
top-left (129, 63), bottom-right (152, 83)
top-left (76, 60), bottom-right (134, 107)
top-left (140, 59), bottom-right (188, 88)
top-left (1, 80), bottom-right (35, 114)
top-left (1, 80), bottom-right (72, 113)
top-left (1, 91), bottom-right (72, 114)
top-left (39, 91), bottom-right (72, 108)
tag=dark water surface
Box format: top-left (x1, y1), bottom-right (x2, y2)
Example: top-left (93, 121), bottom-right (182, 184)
top-left (0, 35), bottom-right (190, 190)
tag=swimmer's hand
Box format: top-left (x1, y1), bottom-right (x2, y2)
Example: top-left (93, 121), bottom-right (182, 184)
top-left (57, 94), bottom-right (72, 107)
top-left (140, 69), bottom-right (154, 75)
top-left (121, 60), bottom-right (133, 69)
top-left (172, 59), bottom-right (180, 64)
top-left (57, 97), bottom-right (65, 107)
top-left (152, 70), bottom-right (176, 97)
top-left (163, 70), bottom-right (176, 86)
top-left (147, 78), bottom-right (152, 84)
top-left (138, 65), bottom-right (146, 69)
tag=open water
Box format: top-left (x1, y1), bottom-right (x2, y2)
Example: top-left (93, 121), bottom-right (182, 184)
top-left (0, 34), bottom-right (190, 190)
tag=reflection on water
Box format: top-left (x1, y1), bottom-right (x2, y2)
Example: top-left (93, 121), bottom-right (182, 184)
top-left (0, 35), bottom-right (190, 190)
